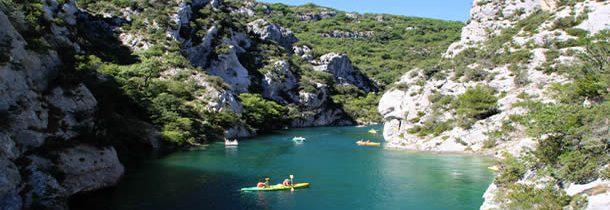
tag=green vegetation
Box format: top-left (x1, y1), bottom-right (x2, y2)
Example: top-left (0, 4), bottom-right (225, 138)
top-left (498, 184), bottom-right (572, 210)
top-left (77, 45), bottom-right (243, 146)
top-left (255, 3), bottom-right (463, 87)
top-left (239, 93), bottom-right (287, 132)
top-left (494, 152), bottom-right (526, 186)
top-left (495, 36), bottom-right (609, 208)
top-left (240, 2), bottom-right (463, 122)
top-left (455, 85), bottom-right (499, 128)
top-left (407, 119), bottom-right (455, 137)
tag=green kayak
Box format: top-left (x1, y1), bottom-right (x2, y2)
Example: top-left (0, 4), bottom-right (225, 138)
top-left (240, 183), bottom-right (310, 191)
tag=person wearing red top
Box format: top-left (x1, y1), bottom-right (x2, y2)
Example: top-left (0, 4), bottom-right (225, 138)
top-left (256, 179), bottom-right (266, 188)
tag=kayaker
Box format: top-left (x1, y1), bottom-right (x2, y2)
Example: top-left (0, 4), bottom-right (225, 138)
top-left (256, 179), bottom-right (266, 188)
top-left (282, 179), bottom-right (292, 186)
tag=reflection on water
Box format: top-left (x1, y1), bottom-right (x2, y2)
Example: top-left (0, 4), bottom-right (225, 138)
top-left (70, 125), bottom-right (494, 210)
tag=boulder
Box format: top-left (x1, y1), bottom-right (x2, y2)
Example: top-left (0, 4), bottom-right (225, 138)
top-left (314, 53), bottom-right (376, 92)
top-left (247, 19), bottom-right (299, 51)
top-left (57, 145), bottom-right (124, 194)
top-left (293, 45), bottom-right (313, 60)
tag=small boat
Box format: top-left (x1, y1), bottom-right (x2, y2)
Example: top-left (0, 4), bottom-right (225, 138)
top-left (356, 140), bottom-right (381, 146)
top-left (292, 137), bottom-right (306, 142)
top-left (241, 183), bottom-right (310, 191)
top-left (368, 129), bottom-right (377, 134)
top-left (356, 125), bottom-right (366, 128)
top-left (225, 139), bottom-right (238, 146)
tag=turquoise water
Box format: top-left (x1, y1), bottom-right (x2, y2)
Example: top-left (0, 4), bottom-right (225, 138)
top-left (72, 126), bottom-right (494, 210)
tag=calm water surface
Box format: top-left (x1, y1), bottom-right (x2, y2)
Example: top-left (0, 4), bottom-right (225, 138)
top-left (72, 125), bottom-right (494, 210)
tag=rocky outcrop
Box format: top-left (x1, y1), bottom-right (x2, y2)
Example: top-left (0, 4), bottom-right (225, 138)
top-left (261, 60), bottom-right (299, 104)
top-left (0, 1), bottom-right (141, 209)
top-left (0, 158), bottom-right (20, 210)
top-left (183, 25), bottom-right (218, 68)
top-left (208, 48), bottom-right (251, 93)
top-left (291, 84), bottom-right (352, 127)
top-left (314, 53), bottom-right (377, 92)
top-left (565, 179), bottom-right (610, 210)
top-left (445, 0), bottom-right (553, 57)
top-left (320, 30), bottom-right (374, 39)
top-left (247, 19), bottom-right (299, 51)
top-left (378, 0), bottom-right (609, 209)
top-left (297, 11), bottom-right (336, 21)
top-left (57, 145), bottom-right (124, 194)
top-left (293, 45), bottom-right (313, 60)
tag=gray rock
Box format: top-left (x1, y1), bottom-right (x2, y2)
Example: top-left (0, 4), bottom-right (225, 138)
top-left (0, 158), bottom-right (21, 210)
top-left (291, 108), bottom-right (352, 127)
top-left (314, 53), bottom-right (376, 92)
top-left (262, 60), bottom-right (299, 104)
top-left (0, 133), bottom-right (18, 160)
top-left (297, 11), bottom-right (336, 21)
top-left (247, 19), bottom-right (299, 51)
top-left (184, 25), bottom-right (218, 68)
top-left (208, 48), bottom-right (251, 93)
top-left (22, 156), bottom-right (68, 210)
top-left (224, 125), bottom-right (252, 139)
top-left (320, 30), bottom-right (374, 39)
top-left (299, 83), bottom-right (329, 109)
top-left (293, 45), bottom-right (313, 60)
top-left (57, 145), bottom-right (124, 194)
top-left (47, 84), bottom-right (98, 139)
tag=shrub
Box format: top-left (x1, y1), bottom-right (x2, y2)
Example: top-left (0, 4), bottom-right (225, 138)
top-left (558, 150), bottom-right (598, 184)
top-left (482, 138), bottom-right (496, 149)
top-left (239, 93), bottom-right (287, 132)
top-left (495, 152), bottom-right (526, 186)
top-left (502, 184), bottom-right (571, 210)
top-left (455, 85), bottom-right (499, 121)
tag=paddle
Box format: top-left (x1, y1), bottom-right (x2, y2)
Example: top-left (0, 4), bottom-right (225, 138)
top-left (290, 175), bottom-right (294, 192)
top-left (265, 177), bottom-right (270, 188)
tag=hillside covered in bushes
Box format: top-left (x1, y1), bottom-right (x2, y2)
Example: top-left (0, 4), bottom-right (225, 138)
top-left (0, 0), bottom-right (463, 209)
top-left (378, 0), bottom-right (609, 209)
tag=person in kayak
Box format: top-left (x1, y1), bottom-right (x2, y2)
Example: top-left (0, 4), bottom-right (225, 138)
top-left (282, 178), bottom-right (292, 186)
top-left (257, 179), bottom-right (266, 188)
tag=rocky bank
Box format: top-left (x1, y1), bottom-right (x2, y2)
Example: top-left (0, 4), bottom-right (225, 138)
top-left (378, 0), bottom-right (609, 209)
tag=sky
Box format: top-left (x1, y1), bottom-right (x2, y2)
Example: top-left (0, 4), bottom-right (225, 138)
top-left (259, 0), bottom-right (473, 22)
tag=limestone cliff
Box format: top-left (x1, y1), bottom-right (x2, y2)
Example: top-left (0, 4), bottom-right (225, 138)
top-left (0, 1), bottom-right (125, 209)
top-left (378, 0), bottom-right (609, 209)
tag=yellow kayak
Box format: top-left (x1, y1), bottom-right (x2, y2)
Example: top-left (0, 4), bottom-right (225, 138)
top-left (356, 140), bottom-right (381, 146)
top-left (241, 183), bottom-right (310, 191)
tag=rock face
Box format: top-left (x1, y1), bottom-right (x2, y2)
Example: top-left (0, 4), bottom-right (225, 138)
top-left (320, 30), bottom-right (374, 39)
top-left (297, 11), bottom-right (336, 21)
top-left (261, 60), bottom-right (299, 104)
top-left (445, 0), bottom-right (551, 57)
top-left (378, 0), bottom-right (609, 209)
top-left (57, 145), bottom-right (124, 194)
top-left (247, 19), bottom-right (299, 51)
top-left (291, 84), bottom-right (353, 127)
top-left (183, 25), bottom-right (218, 68)
top-left (0, 1), bottom-right (132, 209)
top-left (0, 158), bottom-right (20, 210)
top-left (208, 48), bottom-right (251, 93)
top-left (314, 53), bottom-right (377, 92)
